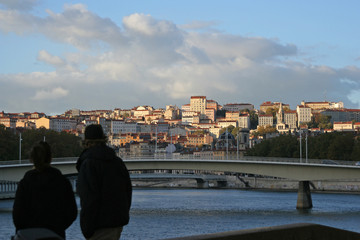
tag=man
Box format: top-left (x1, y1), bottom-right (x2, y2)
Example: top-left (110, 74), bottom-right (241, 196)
top-left (77, 124), bottom-right (132, 240)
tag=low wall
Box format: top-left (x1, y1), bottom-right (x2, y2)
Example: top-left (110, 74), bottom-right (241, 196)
top-left (164, 223), bottom-right (360, 240)
top-left (132, 176), bottom-right (360, 193)
top-left (234, 176), bottom-right (360, 193)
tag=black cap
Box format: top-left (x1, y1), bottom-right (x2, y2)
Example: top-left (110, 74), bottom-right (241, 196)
top-left (85, 124), bottom-right (106, 140)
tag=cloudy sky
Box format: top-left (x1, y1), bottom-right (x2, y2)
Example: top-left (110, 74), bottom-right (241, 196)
top-left (1, 0), bottom-right (360, 115)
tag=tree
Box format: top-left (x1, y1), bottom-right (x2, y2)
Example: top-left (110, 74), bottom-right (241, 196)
top-left (0, 127), bottom-right (83, 161)
top-left (0, 125), bottom-right (18, 160)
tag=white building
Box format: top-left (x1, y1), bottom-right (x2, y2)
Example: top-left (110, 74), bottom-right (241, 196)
top-left (238, 114), bottom-right (250, 129)
top-left (217, 120), bottom-right (237, 128)
top-left (296, 105), bottom-right (312, 126)
top-left (190, 96), bottom-right (207, 114)
top-left (333, 121), bottom-right (354, 131)
top-left (181, 111), bottom-right (197, 125)
top-left (36, 117), bottom-right (77, 132)
top-left (258, 115), bottom-right (273, 127)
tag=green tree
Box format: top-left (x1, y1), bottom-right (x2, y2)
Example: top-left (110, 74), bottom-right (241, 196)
top-left (0, 127), bottom-right (82, 161)
top-left (0, 125), bottom-right (18, 160)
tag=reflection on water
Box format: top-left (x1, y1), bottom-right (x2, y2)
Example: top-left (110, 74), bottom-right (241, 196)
top-left (1, 189), bottom-right (360, 239)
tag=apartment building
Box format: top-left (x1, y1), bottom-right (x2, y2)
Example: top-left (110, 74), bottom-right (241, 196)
top-left (185, 133), bottom-right (213, 147)
top-left (284, 111), bottom-right (297, 129)
top-left (296, 105), bottom-right (312, 126)
top-left (225, 111), bottom-right (239, 121)
top-left (190, 96), bottom-right (207, 114)
top-left (333, 121), bottom-right (354, 131)
top-left (205, 108), bottom-right (216, 122)
top-left (181, 111), bottom-right (197, 125)
top-left (0, 117), bottom-right (17, 128)
top-left (206, 100), bottom-right (219, 110)
top-left (217, 120), bottom-right (237, 128)
top-left (258, 114), bottom-right (273, 127)
top-left (238, 113), bottom-right (250, 129)
top-left (301, 101), bottom-right (344, 110)
top-left (36, 117), bottom-right (77, 132)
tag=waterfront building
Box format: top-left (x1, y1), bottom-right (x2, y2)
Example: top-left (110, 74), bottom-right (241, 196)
top-left (185, 133), bottom-right (213, 148)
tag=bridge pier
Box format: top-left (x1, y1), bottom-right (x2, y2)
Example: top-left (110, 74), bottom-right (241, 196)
top-left (296, 181), bottom-right (313, 209)
top-left (216, 181), bottom-right (227, 188)
top-left (196, 179), bottom-right (209, 188)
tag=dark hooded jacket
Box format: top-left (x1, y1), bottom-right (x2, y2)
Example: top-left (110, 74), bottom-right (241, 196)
top-left (76, 144), bottom-right (132, 238)
top-left (12, 166), bottom-right (77, 239)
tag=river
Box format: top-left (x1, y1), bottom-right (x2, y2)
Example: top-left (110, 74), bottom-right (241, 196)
top-left (1, 188), bottom-right (360, 239)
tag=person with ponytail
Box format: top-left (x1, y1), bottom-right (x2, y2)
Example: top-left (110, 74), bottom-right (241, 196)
top-left (13, 141), bottom-right (77, 239)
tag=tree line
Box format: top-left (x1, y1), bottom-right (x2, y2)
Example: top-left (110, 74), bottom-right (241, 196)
top-left (0, 125), bottom-right (83, 161)
top-left (246, 132), bottom-right (360, 161)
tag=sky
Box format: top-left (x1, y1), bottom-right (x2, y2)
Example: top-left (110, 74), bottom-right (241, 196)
top-left (1, 0), bottom-right (360, 115)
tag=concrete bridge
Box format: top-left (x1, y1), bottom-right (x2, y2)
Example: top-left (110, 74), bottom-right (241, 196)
top-left (131, 173), bottom-right (228, 188)
top-left (1, 156), bottom-right (360, 209)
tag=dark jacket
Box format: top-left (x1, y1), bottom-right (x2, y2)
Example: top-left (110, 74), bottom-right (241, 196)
top-left (76, 144), bottom-right (132, 238)
top-left (12, 166), bottom-right (77, 239)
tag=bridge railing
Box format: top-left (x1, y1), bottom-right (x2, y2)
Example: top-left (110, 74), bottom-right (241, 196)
top-left (0, 155), bottom-right (357, 166)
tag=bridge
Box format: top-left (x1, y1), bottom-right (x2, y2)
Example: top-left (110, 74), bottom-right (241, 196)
top-left (1, 156), bottom-right (360, 209)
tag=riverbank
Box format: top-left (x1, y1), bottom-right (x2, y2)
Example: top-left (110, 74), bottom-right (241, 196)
top-left (132, 175), bottom-right (360, 193)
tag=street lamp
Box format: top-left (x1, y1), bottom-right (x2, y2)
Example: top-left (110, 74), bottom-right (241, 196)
top-left (19, 132), bottom-right (22, 164)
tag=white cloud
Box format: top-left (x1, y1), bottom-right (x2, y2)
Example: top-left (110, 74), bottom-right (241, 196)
top-left (32, 87), bottom-right (69, 100)
top-left (180, 20), bottom-right (219, 30)
top-left (37, 50), bottom-right (64, 66)
top-left (1, 4), bottom-right (360, 113)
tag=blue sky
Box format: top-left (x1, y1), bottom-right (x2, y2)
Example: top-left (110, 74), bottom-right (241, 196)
top-left (1, 0), bottom-right (360, 114)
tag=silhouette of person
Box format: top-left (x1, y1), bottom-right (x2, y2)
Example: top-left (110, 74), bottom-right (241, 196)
top-left (12, 141), bottom-right (77, 239)
top-left (76, 124), bottom-right (132, 240)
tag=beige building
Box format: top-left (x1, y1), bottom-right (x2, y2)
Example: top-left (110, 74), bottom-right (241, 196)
top-left (190, 96), bottom-right (207, 114)
top-left (296, 105), bottom-right (312, 126)
top-left (301, 101), bottom-right (344, 110)
top-left (333, 121), bottom-right (354, 131)
top-left (217, 120), bottom-right (237, 128)
top-left (258, 114), bottom-right (273, 127)
top-left (36, 117), bottom-right (77, 132)
top-left (225, 111), bottom-right (239, 121)
top-left (284, 111), bottom-right (297, 129)
top-left (238, 113), bottom-right (250, 129)
top-left (0, 117), bottom-right (17, 128)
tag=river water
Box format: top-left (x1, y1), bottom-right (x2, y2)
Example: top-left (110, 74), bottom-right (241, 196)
top-left (1, 188), bottom-right (360, 239)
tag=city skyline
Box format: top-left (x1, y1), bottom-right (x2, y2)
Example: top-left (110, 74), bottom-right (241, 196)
top-left (1, 0), bottom-right (360, 115)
